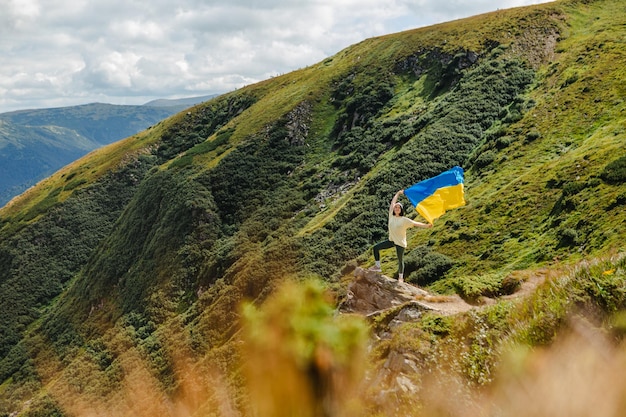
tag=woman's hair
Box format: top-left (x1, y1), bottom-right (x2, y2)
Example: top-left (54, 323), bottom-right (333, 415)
top-left (394, 202), bottom-right (405, 216)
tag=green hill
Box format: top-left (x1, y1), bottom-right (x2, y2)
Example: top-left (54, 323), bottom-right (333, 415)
top-left (0, 0), bottom-right (625, 415)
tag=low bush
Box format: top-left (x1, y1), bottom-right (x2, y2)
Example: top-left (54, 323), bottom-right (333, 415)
top-left (474, 150), bottom-right (497, 169)
top-left (451, 273), bottom-right (504, 301)
top-left (557, 227), bottom-right (579, 247)
top-left (155, 94), bottom-right (255, 162)
top-left (600, 155), bottom-right (626, 184)
top-left (525, 129), bottom-right (541, 142)
top-left (405, 247), bottom-right (455, 285)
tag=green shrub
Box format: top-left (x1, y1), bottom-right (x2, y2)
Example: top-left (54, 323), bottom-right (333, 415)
top-left (557, 227), bottom-right (579, 247)
top-left (525, 129), bottom-right (541, 142)
top-left (406, 248), bottom-right (455, 285)
top-left (570, 260), bottom-right (626, 313)
top-left (20, 395), bottom-right (64, 417)
top-left (474, 150), bottom-right (497, 169)
top-left (419, 314), bottom-right (453, 336)
top-left (155, 94), bottom-right (255, 162)
top-left (63, 177), bottom-right (88, 191)
top-left (0, 343), bottom-right (29, 382)
top-left (495, 135), bottom-right (514, 149)
top-left (607, 191), bottom-right (626, 210)
top-left (562, 181), bottom-right (587, 196)
top-left (452, 274), bottom-right (503, 300)
top-left (600, 155), bottom-right (626, 184)
top-left (330, 73), bottom-right (395, 134)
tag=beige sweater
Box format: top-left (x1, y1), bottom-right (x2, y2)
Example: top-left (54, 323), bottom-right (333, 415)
top-left (388, 214), bottom-right (414, 248)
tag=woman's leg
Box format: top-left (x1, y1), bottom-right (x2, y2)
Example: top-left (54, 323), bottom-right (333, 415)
top-left (371, 240), bottom-right (394, 271)
top-left (395, 245), bottom-right (406, 279)
top-left (374, 240), bottom-right (395, 261)
top-left (373, 240), bottom-right (395, 261)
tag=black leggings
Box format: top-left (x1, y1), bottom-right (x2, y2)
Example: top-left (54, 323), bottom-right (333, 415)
top-left (373, 240), bottom-right (405, 275)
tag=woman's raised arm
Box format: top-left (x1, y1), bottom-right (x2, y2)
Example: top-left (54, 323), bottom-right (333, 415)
top-left (389, 189), bottom-right (404, 215)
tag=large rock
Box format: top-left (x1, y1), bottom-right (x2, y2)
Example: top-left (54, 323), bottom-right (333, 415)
top-left (338, 267), bottom-right (430, 315)
top-left (338, 267), bottom-right (477, 404)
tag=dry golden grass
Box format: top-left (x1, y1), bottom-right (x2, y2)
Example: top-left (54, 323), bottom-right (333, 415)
top-left (484, 322), bottom-right (626, 417)
top-left (34, 272), bottom-right (625, 417)
top-left (42, 316), bottom-right (626, 417)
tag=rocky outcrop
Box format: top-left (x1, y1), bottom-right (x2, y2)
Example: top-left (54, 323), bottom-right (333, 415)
top-left (339, 266), bottom-right (478, 316)
top-left (285, 101), bottom-right (312, 146)
top-left (338, 267), bottom-right (431, 316)
top-left (394, 47), bottom-right (479, 84)
top-left (337, 267), bottom-right (436, 398)
top-left (338, 264), bottom-right (548, 402)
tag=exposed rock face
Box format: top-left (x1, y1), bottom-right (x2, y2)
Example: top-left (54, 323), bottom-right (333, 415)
top-left (338, 267), bottom-right (435, 399)
top-left (340, 266), bottom-right (487, 320)
top-left (394, 47), bottom-right (480, 83)
top-left (285, 101), bottom-right (312, 146)
top-left (338, 267), bottom-right (430, 316)
top-left (338, 266), bottom-right (547, 404)
top-left (338, 267), bottom-right (468, 402)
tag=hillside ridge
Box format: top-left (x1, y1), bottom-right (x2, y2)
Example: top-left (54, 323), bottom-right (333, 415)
top-left (0, 0), bottom-right (625, 415)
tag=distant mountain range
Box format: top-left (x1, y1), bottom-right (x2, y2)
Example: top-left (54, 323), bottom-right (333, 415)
top-left (0, 95), bottom-right (217, 206)
top-left (142, 95), bottom-right (218, 107)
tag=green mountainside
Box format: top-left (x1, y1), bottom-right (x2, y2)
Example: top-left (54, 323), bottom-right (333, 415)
top-left (0, 101), bottom-right (208, 207)
top-left (1, 0), bottom-right (625, 415)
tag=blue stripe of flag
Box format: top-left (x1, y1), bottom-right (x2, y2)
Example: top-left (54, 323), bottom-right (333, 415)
top-left (404, 166), bottom-right (465, 206)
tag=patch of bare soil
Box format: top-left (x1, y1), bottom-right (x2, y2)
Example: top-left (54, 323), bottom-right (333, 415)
top-left (414, 268), bottom-right (549, 315)
top-left (413, 293), bottom-right (476, 316)
top-left (342, 267), bottom-right (548, 317)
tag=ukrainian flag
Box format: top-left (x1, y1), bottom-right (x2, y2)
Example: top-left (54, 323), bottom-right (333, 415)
top-left (404, 166), bottom-right (465, 224)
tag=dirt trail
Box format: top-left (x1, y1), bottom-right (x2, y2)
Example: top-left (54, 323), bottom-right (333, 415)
top-left (413, 269), bottom-right (549, 315)
top-left (342, 267), bottom-right (548, 317)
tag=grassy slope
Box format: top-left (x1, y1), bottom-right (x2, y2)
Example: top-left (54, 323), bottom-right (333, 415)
top-left (418, 0), bottom-right (626, 294)
top-left (0, 0), bottom-right (625, 415)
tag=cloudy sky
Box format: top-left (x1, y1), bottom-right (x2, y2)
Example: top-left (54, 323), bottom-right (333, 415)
top-left (1, 0), bottom-right (553, 114)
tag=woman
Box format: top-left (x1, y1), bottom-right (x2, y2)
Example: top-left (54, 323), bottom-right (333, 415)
top-left (370, 189), bottom-right (432, 282)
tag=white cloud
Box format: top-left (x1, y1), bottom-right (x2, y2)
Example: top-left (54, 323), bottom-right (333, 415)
top-left (0, 0), bottom-right (554, 113)
top-left (2, 0), bottom-right (41, 31)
